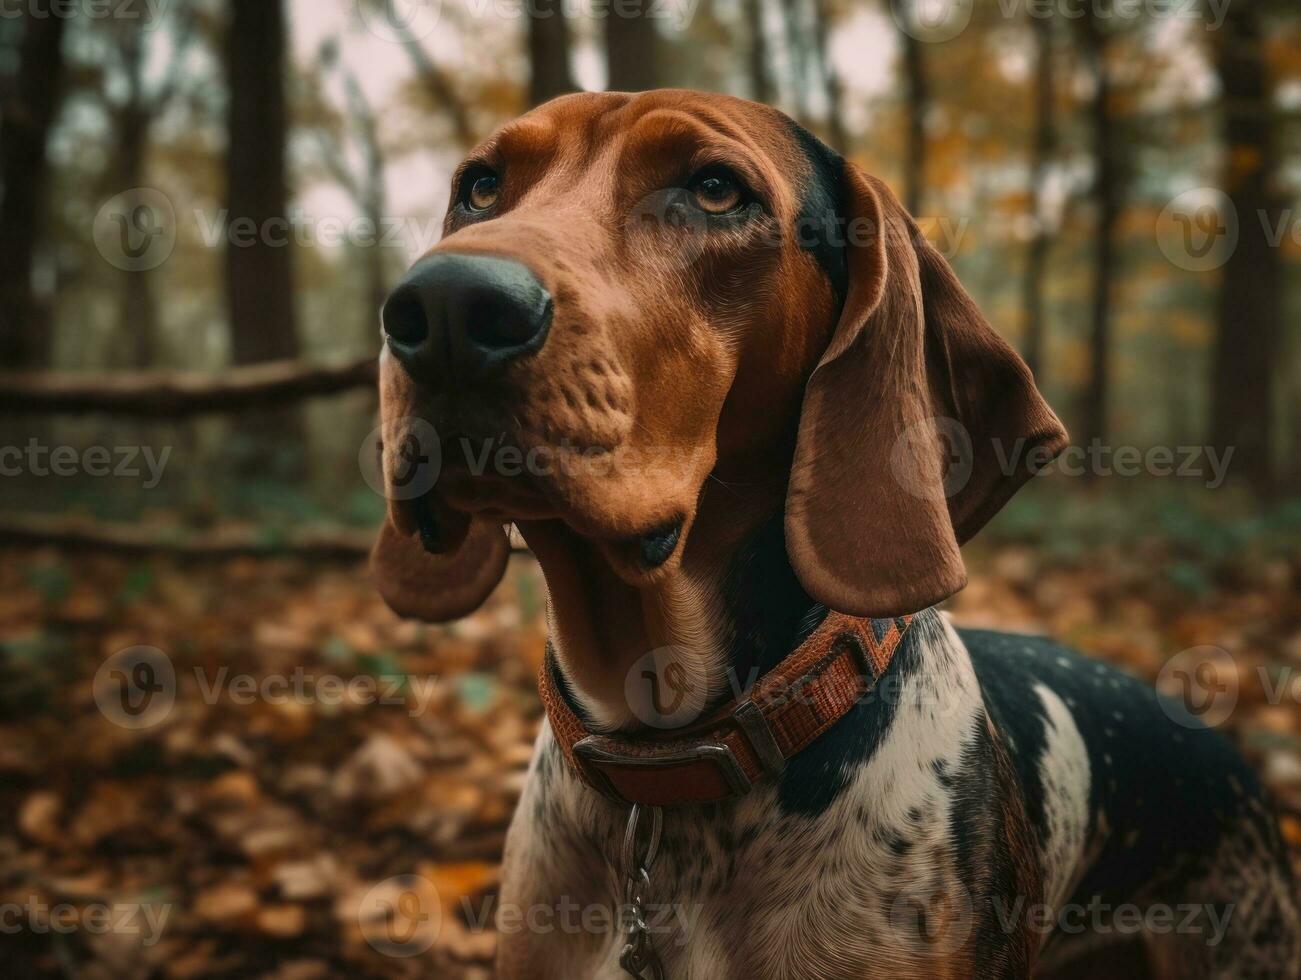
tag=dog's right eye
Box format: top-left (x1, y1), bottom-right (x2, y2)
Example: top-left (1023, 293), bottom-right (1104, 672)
top-left (459, 167), bottom-right (500, 213)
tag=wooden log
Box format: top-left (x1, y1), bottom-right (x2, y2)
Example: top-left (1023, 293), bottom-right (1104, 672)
top-left (0, 357), bottom-right (378, 418)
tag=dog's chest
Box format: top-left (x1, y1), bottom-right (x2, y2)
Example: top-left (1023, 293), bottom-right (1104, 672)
top-left (503, 617), bottom-right (1004, 979)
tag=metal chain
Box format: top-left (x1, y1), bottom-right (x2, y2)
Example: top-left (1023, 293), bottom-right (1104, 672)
top-left (618, 804), bottom-right (666, 980)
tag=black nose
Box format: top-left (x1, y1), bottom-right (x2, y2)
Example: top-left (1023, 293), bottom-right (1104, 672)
top-left (381, 254), bottom-right (552, 381)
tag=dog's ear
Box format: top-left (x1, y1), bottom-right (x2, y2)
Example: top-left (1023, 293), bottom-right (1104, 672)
top-left (369, 356), bottom-right (511, 622)
top-left (785, 165), bottom-right (1067, 618)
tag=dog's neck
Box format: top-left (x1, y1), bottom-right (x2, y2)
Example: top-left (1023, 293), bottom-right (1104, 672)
top-left (517, 483), bottom-right (822, 732)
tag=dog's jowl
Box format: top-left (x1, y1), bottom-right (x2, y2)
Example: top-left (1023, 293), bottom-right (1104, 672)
top-left (371, 91), bottom-right (1300, 980)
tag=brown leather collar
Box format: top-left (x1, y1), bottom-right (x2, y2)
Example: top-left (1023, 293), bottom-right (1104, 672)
top-left (539, 612), bottom-right (914, 807)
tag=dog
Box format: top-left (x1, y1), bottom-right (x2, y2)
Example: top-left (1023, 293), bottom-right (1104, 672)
top-left (369, 90), bottom-right (1299, 979)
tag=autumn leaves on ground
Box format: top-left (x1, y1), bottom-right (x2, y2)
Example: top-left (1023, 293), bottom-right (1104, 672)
top-left (0, 489), bottom-right (1299, 979)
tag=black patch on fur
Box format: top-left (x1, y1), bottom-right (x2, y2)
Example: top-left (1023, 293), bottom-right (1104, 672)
top-left (784, 119), bottom-right (849, 307)
top-left (719, 513), bottom-right (827, 694)
top-left (964, 628), bottom-right (1289, 907)
top-left (775, 610), bottom-right (928, 817)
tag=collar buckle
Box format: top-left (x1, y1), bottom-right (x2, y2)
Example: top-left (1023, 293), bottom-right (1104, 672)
top-left (573, 737), bottom-right (753, 806)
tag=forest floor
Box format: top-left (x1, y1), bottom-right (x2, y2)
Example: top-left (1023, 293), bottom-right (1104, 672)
top-left (1, 493), bottom-right (1299, 978)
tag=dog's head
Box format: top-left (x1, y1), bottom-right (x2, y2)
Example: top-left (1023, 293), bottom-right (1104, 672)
top-left (372, 90), bottom-right (1066, 623)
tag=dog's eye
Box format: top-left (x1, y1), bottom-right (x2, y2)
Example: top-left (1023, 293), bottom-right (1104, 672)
top-left (461, 169), bottom-right (500, 212)
top-left (687, 168), bottom-right (745, 215)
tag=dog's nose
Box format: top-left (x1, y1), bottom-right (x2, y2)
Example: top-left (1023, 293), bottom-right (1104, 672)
top-left (381, 254), bottom-right (552, 381)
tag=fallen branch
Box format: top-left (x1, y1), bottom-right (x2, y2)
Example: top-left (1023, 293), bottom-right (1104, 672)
top-left (0, 513), bottom-right (375, 559)
top-left (0, 514), bottom-right (532, 560)
top-left (0, 357), bottom-right (378, 417)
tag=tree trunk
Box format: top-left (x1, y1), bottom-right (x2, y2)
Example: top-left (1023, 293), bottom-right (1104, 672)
top-left (810, 0), bottom-right (847, 151)
top-left (111, 23), bottom-right (158, 369)
top-left (744, 0), bottom-right (773, 105)
top-left (0, 2), bottom-right (67, 368)
top-left (224, 0), bottom-right (302, 473)
top-left (528, 0), bottom-right (575, 107)
top-left (225, 0), bottom-right (298, 366)
top-left (1077, 10), bottom-right (1119, 455)
top-left (1020, 13), bottom-right (1055, 381)
top-left (1210, 0), bottom-right (1280, 490)
top-left (898, 10), bottom-right (928, 216)
top-left (606, 8), bottom-right (659, 91)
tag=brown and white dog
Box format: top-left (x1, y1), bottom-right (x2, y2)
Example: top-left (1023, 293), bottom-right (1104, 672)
top-left (370, 90), bottom-right (1299, 979)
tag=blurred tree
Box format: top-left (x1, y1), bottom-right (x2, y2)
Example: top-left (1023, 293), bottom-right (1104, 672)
top-left (893, 0), bottom-right (929, 215)
top-left (528, 0), bottom-right (575, 106)
top-left (1021, 11), bottom-right (1057, 381)
top-left (0, 1), bottom-right (67, 368)
top-left (392, 20), bottom-right (475, 145)
top-left (1075, 3), bottom-right (1122, 453)
top-left (810, 0), bottom-right (846, 151)
top-left (607, 5), bottom-right (660, 91)
top-left (224, 0), bottom-right (302, 472)
top-left (743, 0), bottom-right (774, 104)
top-left (97, 11), bottom-right (196, 368)
top-left (313, 39), bottom-right (393, 345)
top-left (780, 0), bottom-right (812, 122)
top-left (1210, 0), bottom-right (1283, 490)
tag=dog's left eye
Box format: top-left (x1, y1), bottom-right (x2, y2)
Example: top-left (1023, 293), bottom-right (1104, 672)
top-left (687, 168), bottom-right (746, 215)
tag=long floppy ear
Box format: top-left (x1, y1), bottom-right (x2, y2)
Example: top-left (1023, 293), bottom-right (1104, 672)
top-left (370, 354), bottom-right (510, 622)
top-left (785, 165), bottom-right (1067, 618)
